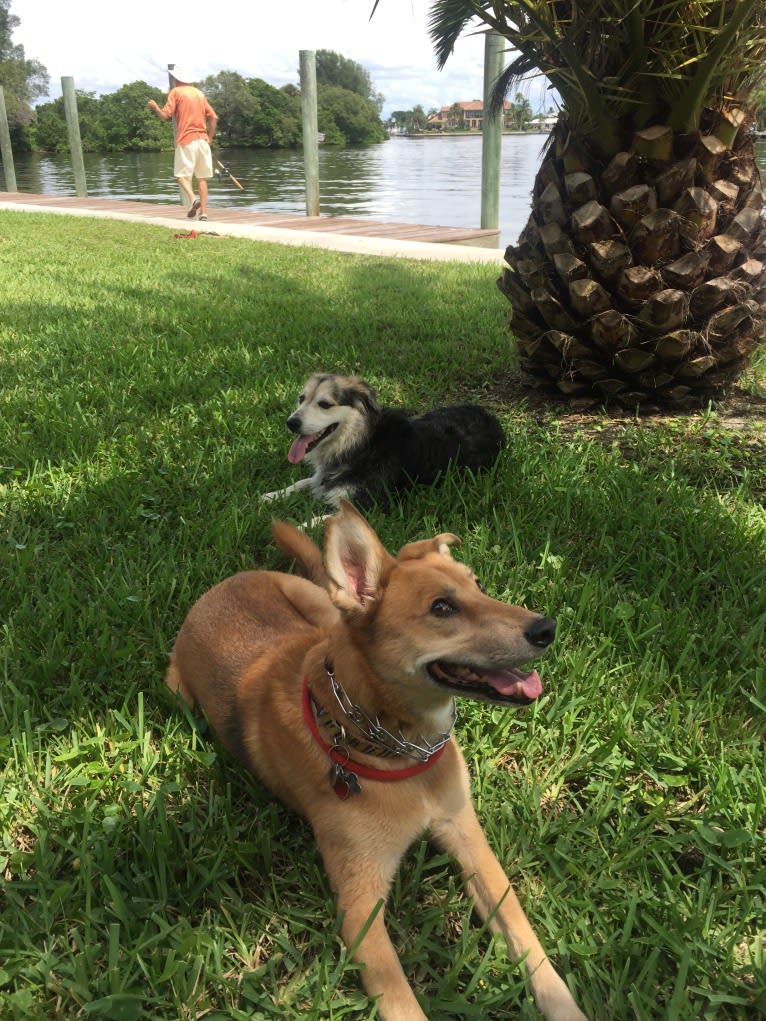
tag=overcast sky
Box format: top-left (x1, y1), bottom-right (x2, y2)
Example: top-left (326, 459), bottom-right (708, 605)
top-left (10, 0), bottom-right (552, 117)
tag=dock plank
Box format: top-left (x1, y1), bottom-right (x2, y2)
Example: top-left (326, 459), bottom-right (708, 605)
top-left (0, 192), bottom-right (500, 247)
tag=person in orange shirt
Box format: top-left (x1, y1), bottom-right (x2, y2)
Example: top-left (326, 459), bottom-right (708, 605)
top-left (148, 68), bottom-right (218, 220)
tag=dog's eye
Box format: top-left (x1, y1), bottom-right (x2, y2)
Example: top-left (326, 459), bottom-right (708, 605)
top-left (475, 578), bottom-right (486, 593)
top-left (298, 394), bottom-right (305, 404)
top-left (317, 400), bottom-right (333, 410)
top-left (430, 598), bottom-right (458, 618)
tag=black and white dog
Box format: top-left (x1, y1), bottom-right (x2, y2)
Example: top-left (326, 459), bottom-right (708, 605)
top-left (262, 373), bottom-right (504, 510)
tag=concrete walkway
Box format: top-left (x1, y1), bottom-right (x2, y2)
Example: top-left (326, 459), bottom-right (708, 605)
top-left (0, 194), bottom-right (510, 266)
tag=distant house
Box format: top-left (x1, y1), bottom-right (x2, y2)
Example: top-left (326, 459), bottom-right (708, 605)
top-left (529, 113), bottom-right (559, 132)
top-left (428, 100), bottom-right (514, 131)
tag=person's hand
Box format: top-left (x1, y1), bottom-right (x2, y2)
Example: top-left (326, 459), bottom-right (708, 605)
top-left (147, 99), bottom-right (158, 111)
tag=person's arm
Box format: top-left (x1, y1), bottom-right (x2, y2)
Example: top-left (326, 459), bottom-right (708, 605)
top-left (206, 112), bottom-right (218, 142)
top-left (147, 98), bottom-right (172, 119)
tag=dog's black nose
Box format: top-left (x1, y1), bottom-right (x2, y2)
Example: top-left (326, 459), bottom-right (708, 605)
top-left (287, 414), bottom-right (301, 434)
top-left (525, 616), bottom-right (556, 648)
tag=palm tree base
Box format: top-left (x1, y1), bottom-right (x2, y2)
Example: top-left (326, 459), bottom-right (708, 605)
top-left (499, 123), bottom-right (766, 409)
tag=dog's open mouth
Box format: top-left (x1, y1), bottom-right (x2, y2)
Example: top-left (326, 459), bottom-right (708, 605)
top-left (427, 661), bottom-right (543, 705)
top-left (288, 424), bottom-right (339, 464)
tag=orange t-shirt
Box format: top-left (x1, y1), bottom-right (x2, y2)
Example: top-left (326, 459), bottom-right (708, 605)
top-left (160, 86), bottom-right (216, 146)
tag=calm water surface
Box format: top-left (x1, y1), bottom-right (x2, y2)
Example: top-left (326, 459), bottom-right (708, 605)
top-left (6, 136), bottom-right (766, 250)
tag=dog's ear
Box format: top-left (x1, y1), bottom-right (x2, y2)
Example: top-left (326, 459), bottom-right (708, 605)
top-left (271, 520), bottom-right (329, 587)
top-left (349, 378), bottom-right (380, 416)
top-left (398, 534), bottom-right (462, 562)
top-left (323, 501), bottom-right (394, 615)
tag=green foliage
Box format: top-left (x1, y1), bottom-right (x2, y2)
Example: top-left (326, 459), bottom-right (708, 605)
top-left (0, 210), bottom-right (764, 1020)
top-left (448, 101), bottom-right (464, 127)
top-left (0, 0), bottom-right (50, 145)
top-left (28, 95), bottom-right (68, 151)
top-left (96, 81), bottom-right (170, 151)
top-left (202, 71), bottom-right (302, 148)
top-left (28, 68), bottom-right (387, 152)
top-left (203, 70), bottom-right (257, 146)
top-left (242, 77), bottom-right (302, 148)
top-left (32, 86), bottom-right (166, 153)
top-left (508, 92), bottom-right (533, 131)
top-left (316, 49), bottom-right (382, 111)
top-left (753, 83), bottom-right (766, 131)
top-left (389, 105), bottom-right (428, 132)
top-left (318, 85), bottom-right (388, 145)
top-left (31, 91), bottom-right (104, 152)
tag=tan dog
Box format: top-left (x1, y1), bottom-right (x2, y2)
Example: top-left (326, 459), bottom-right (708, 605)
top-left (165, 502), bottom-right (587, 1021)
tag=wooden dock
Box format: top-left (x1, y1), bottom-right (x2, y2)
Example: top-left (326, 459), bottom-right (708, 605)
top-left (0, 192), bottom-right (501, 248)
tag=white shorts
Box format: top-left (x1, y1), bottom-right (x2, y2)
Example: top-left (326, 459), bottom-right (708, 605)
top-left (174, 139), bottom-right (213, 180)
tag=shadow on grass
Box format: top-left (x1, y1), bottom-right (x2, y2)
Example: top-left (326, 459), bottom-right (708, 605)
top-left (2, 217), bottom-right (764, 1021)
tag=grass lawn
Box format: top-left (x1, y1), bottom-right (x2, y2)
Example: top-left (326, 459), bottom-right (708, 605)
top-left (0, 209), bottom-right (764, 1020)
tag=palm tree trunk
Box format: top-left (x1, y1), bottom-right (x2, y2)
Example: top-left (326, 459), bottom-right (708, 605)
top-left (499, 119), bottom-right (766, 406)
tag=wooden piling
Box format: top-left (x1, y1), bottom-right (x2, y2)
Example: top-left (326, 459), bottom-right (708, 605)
top-left (480, 31), bottom-right (504, 232)
top-left (61, 77), bottom-right (88, 197)
top-left (0, 87), bottom-right (18, 192)
top-left (299, 50), bottom-right (320, 217)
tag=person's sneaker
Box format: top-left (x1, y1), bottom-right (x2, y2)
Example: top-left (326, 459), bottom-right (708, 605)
top-left (199, 214), bottom-right (208, 221)
top-left (187, 197), bottom-right (201, 218)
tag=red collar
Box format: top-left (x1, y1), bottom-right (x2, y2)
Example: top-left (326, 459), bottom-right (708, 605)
top-left (302, 676), bottom-right (448, 799)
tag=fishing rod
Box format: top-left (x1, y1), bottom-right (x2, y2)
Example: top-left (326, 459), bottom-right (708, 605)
top-left (214, 159), bottom-right (244, 190)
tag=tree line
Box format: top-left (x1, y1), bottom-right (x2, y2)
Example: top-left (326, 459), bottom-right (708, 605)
top-left (28, 69), bottom-right (388, 153)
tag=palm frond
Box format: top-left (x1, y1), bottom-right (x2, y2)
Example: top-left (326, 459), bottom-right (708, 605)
top-left (425, 0), bottom-right (766, 154)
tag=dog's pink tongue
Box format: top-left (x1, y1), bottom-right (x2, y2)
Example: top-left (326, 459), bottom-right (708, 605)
top-left (487, 668), bottom-right (543, 701)
top-left (288, 435), bottom-right (311, 464)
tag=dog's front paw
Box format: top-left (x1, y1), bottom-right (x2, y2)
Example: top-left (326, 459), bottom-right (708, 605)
top-left (261, 490), bottom-right (280, 503)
